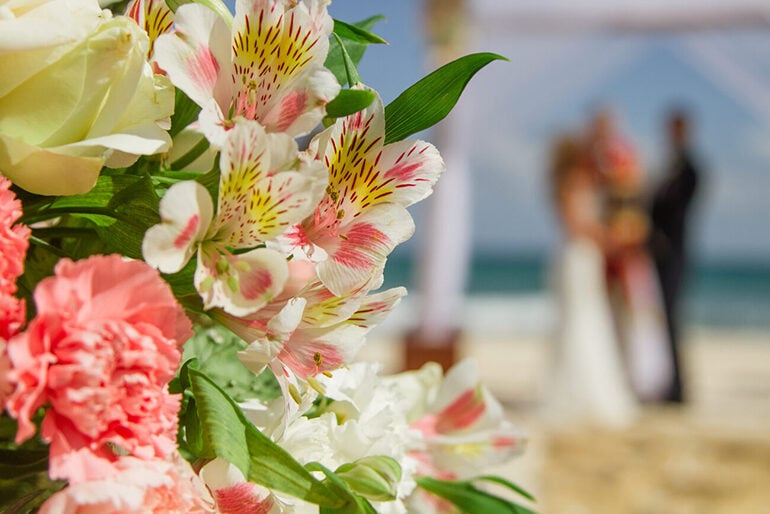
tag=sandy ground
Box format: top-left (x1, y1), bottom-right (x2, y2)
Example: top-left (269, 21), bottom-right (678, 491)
top-left (357, 328), bottom-right (770, 514)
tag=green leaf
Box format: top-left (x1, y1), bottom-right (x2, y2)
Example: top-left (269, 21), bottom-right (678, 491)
top-left (325, 89), bottom-right (377, 119)
top-left (93, 176), bottom-right (160, 259)
top-left (183, 325), bottom-right (281, 402)
top-left (333, 34), bottom-right (362, 87)
top-left (169, 88), bottom-right (202, 138)
top-left (0, 449), bottom-right (48, 479)
top-left (416, 477), bottom-right (537, 514)
top-left (332, 19), bottom-right (388, 45)
top-left (474, 475), bottom-right (536, 502)
top-left (325, 15), bottom-right (385, 85)
top-left (306, 462), bottom-right (378, 514)
top-left (384, 52), bottom-right (508, 144)
top-left (188, 368), bottom-right (346, 508)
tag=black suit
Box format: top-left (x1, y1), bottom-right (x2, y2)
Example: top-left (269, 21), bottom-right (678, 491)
top-left (650, 149), bottom-right (699, 403)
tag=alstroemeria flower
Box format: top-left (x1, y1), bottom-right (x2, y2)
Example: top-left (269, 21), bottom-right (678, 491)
top-left (199, 458), bottom-right (281, 514)
top-left (389, 359), bottom-right (527, 482)
top-left (221, 272), bottom-right (405, 379)
top-left (294, 88), bottom-right (444, 296)
top-left (143, 121), bottom-right (326, 316)
top-left (154, 0), bottom-right (340, 143)
top-left (125, 0), bottom-right (174, 58)
top-left (0, 0), bottom-right (173, 195)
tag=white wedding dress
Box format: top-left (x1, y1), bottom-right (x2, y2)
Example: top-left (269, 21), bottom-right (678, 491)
top-left (542, 191), bottom-right (638, 427)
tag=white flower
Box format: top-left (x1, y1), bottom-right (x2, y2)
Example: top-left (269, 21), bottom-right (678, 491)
top-left (0, 0), bottom-right (173, 195)
top-left (142, 120), bottom-right (326, 316)
top-left (154, 0), bottom-right (340, 143)
top-left (387, 359), bottom-right (527, 481)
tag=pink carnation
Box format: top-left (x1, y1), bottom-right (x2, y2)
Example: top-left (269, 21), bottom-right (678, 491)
top-left (5, 255), bottom-right (193, 483)
top-left (0, 176), bottom-right (30, 296)
top-left (0, 176), bottom-right (29, 406)
top-left (39, 455), bottom-right (216, 514)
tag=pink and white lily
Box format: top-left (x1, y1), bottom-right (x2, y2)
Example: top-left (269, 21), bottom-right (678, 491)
top-left (389, 359), bottom-right (526, 481)
top-left (294, 88), bottom-right (444, 296)
top-left (154, 0), bottom-right (340, 144)
top-left (217, 268), bottom-right (405, 380)
top-left (142, 121), bottom-right (326, 316)
top-left (199, 458), bottom-right (281, 514)
top-left (125, 0), bottom-right (174, 59)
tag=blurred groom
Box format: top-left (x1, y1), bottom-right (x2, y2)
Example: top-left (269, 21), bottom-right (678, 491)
top-left (649, 109), bottom-right (700, 404)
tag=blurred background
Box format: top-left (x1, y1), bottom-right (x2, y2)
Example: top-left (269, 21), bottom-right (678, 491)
top-left (215, 0), bottom-right (770, 510)
top-left (327, 1), bottom-right (770, 513)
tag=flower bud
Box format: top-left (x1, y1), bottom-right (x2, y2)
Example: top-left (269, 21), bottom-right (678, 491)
top-left (335, 456), bottom-right (402, 502)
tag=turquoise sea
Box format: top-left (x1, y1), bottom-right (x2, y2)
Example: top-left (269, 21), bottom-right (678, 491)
top-left (381, 254), bottom-right (770, 330)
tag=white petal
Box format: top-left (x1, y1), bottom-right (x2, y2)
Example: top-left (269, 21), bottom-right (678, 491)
top-left (142, 180), bottom-right (213, 273)
top-left (315, 204), bottom-right (415, 296)
top-left (154, 2), bottom-right (232, 112)
top-left (0, 133), bottom-right (102, 195)
top-left (195, 246), bottom-right (289, 316)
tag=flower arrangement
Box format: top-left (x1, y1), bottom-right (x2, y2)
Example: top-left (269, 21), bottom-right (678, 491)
top-left (0, 0), bottom-right (533, 512)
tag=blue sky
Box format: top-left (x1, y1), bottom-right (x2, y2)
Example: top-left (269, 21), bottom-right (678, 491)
top-left (222, 0), bottom-right (770, 263)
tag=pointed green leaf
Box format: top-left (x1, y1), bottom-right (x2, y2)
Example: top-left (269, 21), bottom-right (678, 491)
top-left (474, 475), bottom-right (536, 502)
top-left (333, 34), bottom-right (362, 87)
top-left (384, 52), bottom-right (508, 144)
top-left (188, 368), bottom-right (346, 508)
top-left (325, 89), bottom-right (377, 119)
top-left (332, 19), bottom-right (388, 45)
top-left (416, 476), bottom-right (537, 514)
top-left (326, 15), bottom-right (385, 85)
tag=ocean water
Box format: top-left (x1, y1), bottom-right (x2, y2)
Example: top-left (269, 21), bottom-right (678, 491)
top-left (381, 254), bottom-right (770, 330)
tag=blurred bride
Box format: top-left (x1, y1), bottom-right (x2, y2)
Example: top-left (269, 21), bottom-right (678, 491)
top-left (542, 135), bottom-right (637, 427)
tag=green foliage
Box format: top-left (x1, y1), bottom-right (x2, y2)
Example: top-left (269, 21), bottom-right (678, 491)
top-left (384, 53), bottom-right (508, 144)
top-left (186, 367), bottom-right (347, 508)
top-left (416, 476), bottom-right (537, 514)
top-left (169, 88), bottom-right (202, 138)
top-left (332, 19), bottom-right (388, 45)
top-left (332, 33), bottom-right (363, 87)
top-left (16, 175), bottom-right (161, 302)
top-left (183, 325), bottom-right (281, 403)
top-left (325, 89), bottom-right (377, 119)
top-left (335, 456), bottom-right (402, 502)
top-left (326, 16), bottom-right (386, 86)
top-left (0, 415), bottom-right (64, 513)
top-left (307, 461), bottom-right (378, 514)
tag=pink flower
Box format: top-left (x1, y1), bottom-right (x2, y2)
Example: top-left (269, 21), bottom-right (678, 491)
top-left (5, 255), bottom-right (192, 483)
top-left (0, 176), bottom-right (30, 297)
top-left (0, 176), bottom-right (29, 406)
top-left (39, 455), bottom-right (216, 514)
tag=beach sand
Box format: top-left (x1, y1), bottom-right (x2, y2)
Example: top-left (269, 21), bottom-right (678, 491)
top-left (358, 328), bottom-right (770, 514)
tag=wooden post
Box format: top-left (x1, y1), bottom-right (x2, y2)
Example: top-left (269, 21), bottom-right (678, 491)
top-left (404, 0), bottom-right (471, 371)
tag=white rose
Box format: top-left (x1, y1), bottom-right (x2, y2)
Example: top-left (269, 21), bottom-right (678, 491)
top-left (0, 0), bottom-right (173, 195)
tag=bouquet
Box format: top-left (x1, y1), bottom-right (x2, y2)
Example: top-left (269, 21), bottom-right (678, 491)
top-left (0, 0), bottom-right (533, 511)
